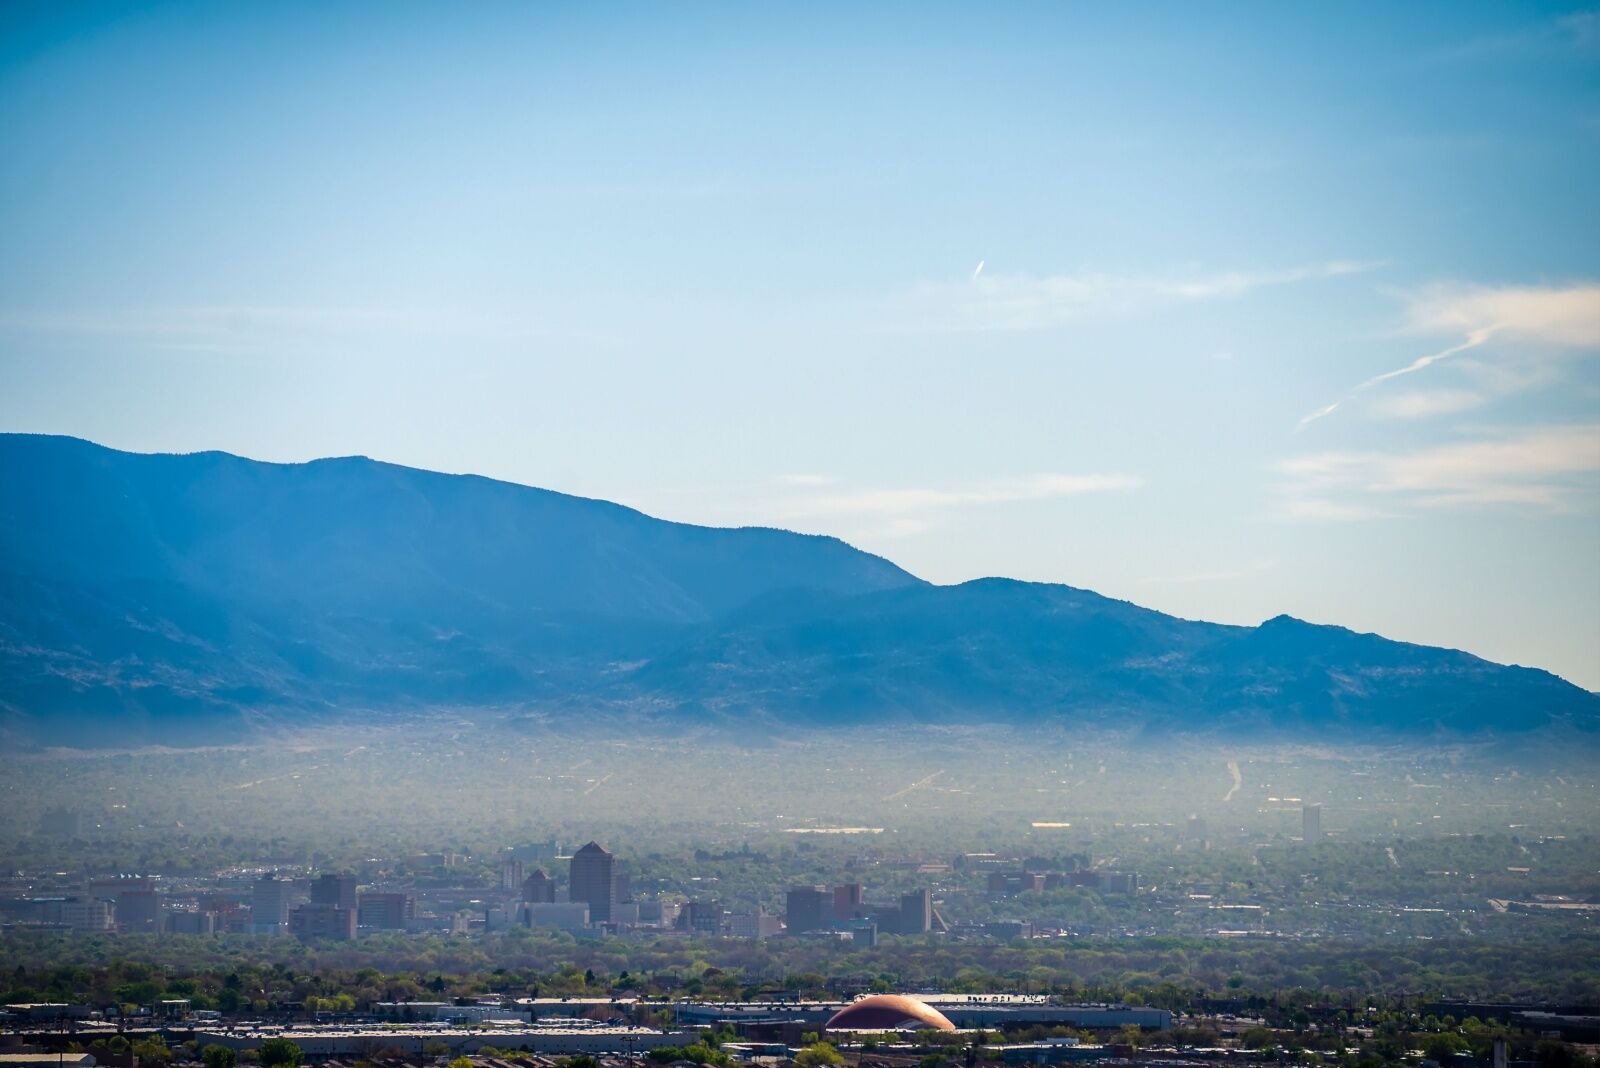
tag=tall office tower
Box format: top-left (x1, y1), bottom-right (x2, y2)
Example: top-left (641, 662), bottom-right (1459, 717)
top-left (116, 888), bottom-right (163, 932)
top-left (501, 858), bottom-right (525, 891)
top-left (785, 885), bottom-right (830, 932)
top-left (252, 874), bottom-right (292, 929)
top-left (522, 868), bottom-right (556, 903)
top-left (898, 888), bottom-right (932, 934)
top-left (1302, 804), bottom-right (1323, 842)
top-left (569, 841), bottom-right (616, 923)
top-left (833, 883), bottom-right (863, 921)
top-left (311, 873), bottom-right (359, 910)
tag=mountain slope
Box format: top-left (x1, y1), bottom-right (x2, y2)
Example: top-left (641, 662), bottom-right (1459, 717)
top-left (1, 434), bottom-right (1594, 744)
top-left (0, 434), bottom-right (919, 738)
top-left (614, 581), bottom-right (1594, 734)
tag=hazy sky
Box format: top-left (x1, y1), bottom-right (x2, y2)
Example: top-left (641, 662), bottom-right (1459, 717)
top-left (2, 2), bottom-right (1598, 687)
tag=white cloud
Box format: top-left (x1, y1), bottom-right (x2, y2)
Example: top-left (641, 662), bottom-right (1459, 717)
top-left (1276, 423), bottom-right (1600, 518)
top-left (1162, 261), bottom-right (1375, 300)
top-left (866, 517), bottom-right (934, 540)
top-left (898, 260), bottom-right (1377, 332)
top-left (763, 471), bottom-right (1141, 544)
top-left (1279, 497), bottom-right (1393, 523)
top-left (0, 303), bottom-right (604, 352)
top-left (1301, 282), bottom-right (1600, 426)
top-left (781, 472), bottom-right (1144, 518)
top-left (1422, 9), bottom-right (1600, 64)
top-left (1300, 327), bottom-right (1496, 426)
top-left (1406, 282), bottom-right (1600, 347)
top-left (1368, 388), bottom-right (1487, 419)
top-left (1147, 559), bottom-right (1280, 584)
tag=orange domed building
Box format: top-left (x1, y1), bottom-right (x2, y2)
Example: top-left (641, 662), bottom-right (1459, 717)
top-left (824, 995), bottom-right (957, 1033)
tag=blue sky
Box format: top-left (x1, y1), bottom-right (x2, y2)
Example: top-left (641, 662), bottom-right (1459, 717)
top-left (2, 1), bottom-right (1598, 687)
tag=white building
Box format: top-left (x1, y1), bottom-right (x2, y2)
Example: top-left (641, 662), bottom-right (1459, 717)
top-left (373, 1003), bottom-right (530, 1023)
top-left (727, 912), bottom-right (783, 939)
top-left (61, 898), bottom-right (114, 933)
top-left (193, 1026), bottom-right (696, 1057)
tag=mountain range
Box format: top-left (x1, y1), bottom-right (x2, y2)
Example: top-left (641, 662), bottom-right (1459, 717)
top-left (1, 433), bottom-right (1594, 746)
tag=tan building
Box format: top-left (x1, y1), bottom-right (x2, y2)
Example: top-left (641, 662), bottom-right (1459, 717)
top-left (569, 841), bottom-right (615, 923)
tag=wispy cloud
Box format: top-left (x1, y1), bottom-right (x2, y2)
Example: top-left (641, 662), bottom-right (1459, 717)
top-left (863, 517), bottom-right (934, 540)
top-left (0, 303), bottom-right (608, 352)
top-left (1421, 9), bottom-right (1599, 65)
top-left (1278, 497), bottom-right (1393, 523)
top-left (1146, 559), bottom-right (1279, 585)
top-left (761, 473), bottom-right (1142, 542)
top-left (1407, 283), bottom-right (1600, 346)
top-left (1299, 327), bottom-right (1497, 426)
top-left (1368, 388), bottom-right (1487, 419)
top-left (1275, 423), bottom-right (1600, 518)
top-left (1300, 282), bottom-right (1600, 426)
top-left (780, 472), bottom-right (1144, 519)
top-left (897, 260), bottom-right (1377, 332)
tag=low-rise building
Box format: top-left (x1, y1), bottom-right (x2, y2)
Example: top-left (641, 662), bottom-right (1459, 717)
top-left (358, 891), bottom-right (415, 930)
top-left (61, 897), bottom-right (114, 933)
top-left (521, 902), bottom-right (590, 931)
top-left (289, 904), bottom-right (357, 940)
top-left (191, 1026), bottom-right (697, 1057)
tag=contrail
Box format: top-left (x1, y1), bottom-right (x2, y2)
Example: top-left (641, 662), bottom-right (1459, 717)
top-left (971, 260), bottom-right (985, 281)
top-left (1298, 325), bottom-right (1496, 428)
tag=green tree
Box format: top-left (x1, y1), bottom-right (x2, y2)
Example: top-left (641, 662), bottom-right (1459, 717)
top-left (795, 1044), bottom-right (844, 1068)
top-left (115, 980), bottom-right (164, 1007)
top-left (133, 1037), bottom-right (174, 1066)
top-left (1242, 1028), bottom-right (1280, 1053)
top-left (258, 1038), bottom-right (303, 1068)
top-left (203, 1046), bottom-right (239, 1068)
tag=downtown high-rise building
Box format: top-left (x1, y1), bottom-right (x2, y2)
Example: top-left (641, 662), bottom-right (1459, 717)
top-left (522, 868), bottom-right (556, 903)
top-left (569, 841), bottom-right (616, 923)
top-left (833, 883), bottom-right (863, 921)
top-left (898, 888), bottom-right (932, 934)
top-left (252, 874), bottom-right (293, 929)
top-left (501, 858), bottom-right (525, 891)
top-left (310, 873), bottom-right (359, 910)
top-left (1302, 804), bottom-right (1323, 842)
top-left (786, 885), bottom-right (830, 932)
